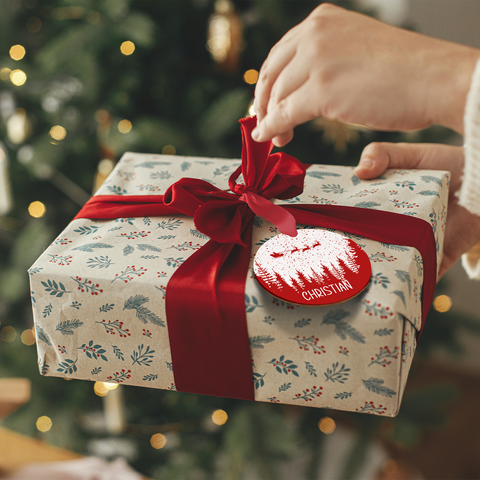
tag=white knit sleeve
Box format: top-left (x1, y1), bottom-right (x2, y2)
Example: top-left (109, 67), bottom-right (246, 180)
top-left (459, 57), bottom-right (480, 279)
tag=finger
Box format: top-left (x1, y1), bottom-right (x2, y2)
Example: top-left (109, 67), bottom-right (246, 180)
top-left (254, 27), bottom-right (302, 123)
top-left (252, 78), bottom-right (317, 143)
top-left (354, 142), bottom-right (431, 179)
top-left (272, 130), bottom-right (294, 148)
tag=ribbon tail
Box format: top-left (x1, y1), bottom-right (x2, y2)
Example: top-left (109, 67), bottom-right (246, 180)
top-left (240, 191), bottom-right (297, 237)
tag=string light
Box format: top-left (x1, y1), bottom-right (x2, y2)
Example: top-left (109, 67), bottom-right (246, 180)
top-left (433, 295), bottom-right (452, 313)
top-left (0, 68), bottom-right (11, 81)
top-left (162, 145), bottom-right (176, 155)
top-left (9, 45), bottom-right (26, 61)
top-left (0, 326), bottom-right (16, 343)
top-left (21, 329), bottom-right (36, 346)
top-left (36, 415), bottom-right (52, 432)
top-left (118, 119), bottom-right (132, 134)
top-left (120, 41), bottom-right (135, 56)
top-left (243, 69), bottom-right (258, 85)
top-left (211, 409), bottom-right (228, 425)
top-left (28, 201), bottom-right (46, 218)
top-left (150, 433), bottom-right (167, 449)
top-left (10, 69), bottom-right (27, 86)
top-left (49, 125), bottom-right (67, 141)
top-left (318, 416), bottom-right (336, 434)
top-left (26, 17), bottom-right (42, 33)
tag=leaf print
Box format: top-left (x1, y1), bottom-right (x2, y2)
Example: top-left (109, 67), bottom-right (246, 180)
top-left (157, 219), bottom-right (183, 230)
top-left (321, 309), bottom-right (365, 344)
top-left (420, 175), bottom-right (442, 186)
top-left (351, 174), bottom-right (361, 186)
top-left (279, 383), bottom-right (291, 392)
top-left (150, 171), bottom-right (171, 180)
top-left (293, 386), bottom-right (323, 402)
top-left (106, 369), bottom-right (132, 383)
top-left (143, 374), bottom-right (158, 381)
top-left (57, 359), bottom-right (78, 375)
top-left (124, 295), bottom-right (165, 327)
top-left (356, 402), bottom-right (388, 415)
top-left (137, 244), bottom-right (162, 252)
top-left (29, 267), bottom-right (43, 275)
top-left (354, 201), bottom-right (381, 209)
top-left (141, 255), bottom-right (159, 259)
top-left (306, 171), bottom-right (341, 179)
top-left (379, 243), bottom-right (410, 252)
top-left (392, 290), bottom-right (406, 307)
top-left (143, 217), bottom-right (151, 226)
top-left (96, 319), bottom-right (131, 337)
top-left (180, 161), bottom-right (191, 171)
top-left (91, 367), bottom-right (102, 375)
top-left (372, 273), bottom-right (390, 289)
top-left (157, 235), bottom-right (176, 240)
top-left (73, 243), bottom-right (114, 252)
top-left (305, 362), bottom-right (317, 377)
top-left (368, 346), bottom-right (399, 367)
top-left (395, 270), bottom-right (411, 295)
top-left (99, 303), bottom-right (115, 313)
top-left (113, 345), bottom-right (124, 361)
top-left (213, 165), bottom-right (233, 176)
top-left (321, 184), bottom-right (344, 194)
top-left (190, 228), bottom-right (209, 240)
top-left (249, 335), bottom-right (275, 349)
top-left (35, 324), bottom-right (52, 346)
top-left (112, 266), bottom-right (147, 283)
top-left (362, 377), bottom-right (397, 397)
top-left (418, 190), bottom-right (440, 197)
top-left (131, 344), bottom-right (155, 366)
top-left (74, 225), bottom-right (102, 236)
top-left (363, 300), bottom-right (394, 319)
top-left (268, 355), bottom-right (299, 376)
top-left (43, 303), bottom-right (53, 318)
top-left (290, 335), bottom-right (326, 354)
top-left (55, 319), bottom-right (84, 335)
top-left (253, 217), bottom-right (264, 228)
top-left (87, 256), bottom-right (114, 268)
top-left (71, 276), bottom-right (104, 295)
top-left (78, 340), bottom-right (108, 361)
top-left (166, 361), bottom-right (173, 371)
top-left (334, 392), bottom-right (352, 400)
top-left (374, 328), bottom-right (394, 337)
top-left (294, 318), bottom-right (311, 328)
top-left (245, 294), bottom-right (263, 313)
top-left (395, 180), bottom-right (415, 190)
top-left (164, 257), bottom-right (185, 268)
top-left (40, 362), bottom-right (49, 376)
top-left (324, 362), bottom-right (350, 383)
top-left (41, 279), bottom-right (71, 297)
top-left (106, 185), bottom-right (127, 195)
top-left (135, 161), bottom-right (171, 168)
top-left (70, 301), bottom-right (81, 309)
top-left (253, 372), bottom-right (266, 389)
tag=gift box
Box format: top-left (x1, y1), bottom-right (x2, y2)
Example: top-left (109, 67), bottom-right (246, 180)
top-left (29, 118), bottom-right (448, 417)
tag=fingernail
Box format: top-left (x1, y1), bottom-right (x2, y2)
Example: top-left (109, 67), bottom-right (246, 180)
top-left (357, 157), bottom-right (374, 169)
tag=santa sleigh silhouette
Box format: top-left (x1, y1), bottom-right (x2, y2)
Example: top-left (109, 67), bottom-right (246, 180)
top-left (270, 240), bottom-right (321, 258)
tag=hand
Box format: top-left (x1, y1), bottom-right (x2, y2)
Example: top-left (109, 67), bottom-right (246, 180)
top-left (355, 142), bottom-right (480, 278)
top-left (252, 3), bottom-right (479, 147)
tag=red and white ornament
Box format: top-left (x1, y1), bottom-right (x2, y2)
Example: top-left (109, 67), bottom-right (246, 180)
top-left (254, 229), bottom-right (371, 306)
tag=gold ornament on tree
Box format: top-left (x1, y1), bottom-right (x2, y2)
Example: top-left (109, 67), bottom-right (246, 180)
top-left (206, 0), bottom-right (243, 74)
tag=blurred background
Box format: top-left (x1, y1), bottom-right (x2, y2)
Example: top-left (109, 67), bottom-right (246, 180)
top-left (2, 0), bottom-right (480, 479)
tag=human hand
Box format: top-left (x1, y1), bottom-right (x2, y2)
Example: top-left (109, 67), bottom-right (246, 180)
top-left (252, 3), bottom-right (479, 147)
top-left (355, 142), bottom-right (480, 278)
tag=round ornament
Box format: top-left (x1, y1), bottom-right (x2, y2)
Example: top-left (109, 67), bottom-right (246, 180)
top-left (254, 229), bottom-right (371, 306)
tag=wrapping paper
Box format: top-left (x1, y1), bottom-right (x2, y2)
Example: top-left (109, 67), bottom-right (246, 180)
top-left (29, 152), bottom-right (448, 416)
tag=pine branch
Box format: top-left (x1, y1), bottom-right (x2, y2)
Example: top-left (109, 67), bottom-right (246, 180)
top-left (55, 319), bottom-right (84, 335)
top-left (35, 325), bottom-right (52, 346)
top-left (362, 377), bottom-right (397, 397)
top-left (249, 335), bottom-right (275, 349)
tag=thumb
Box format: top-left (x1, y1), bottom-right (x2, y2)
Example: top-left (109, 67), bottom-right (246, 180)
top-left (354, 142), bottom-right (425, 180)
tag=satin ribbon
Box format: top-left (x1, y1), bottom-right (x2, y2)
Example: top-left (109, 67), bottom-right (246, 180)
top-left (75, 116), bottom-right (437, 401)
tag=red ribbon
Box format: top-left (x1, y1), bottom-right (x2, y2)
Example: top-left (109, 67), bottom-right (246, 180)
top-left (75, 116), bottom-right (437, 401)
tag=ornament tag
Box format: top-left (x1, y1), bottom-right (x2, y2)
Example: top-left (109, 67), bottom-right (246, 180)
top-left (254, 229), bottom-right (371, 306)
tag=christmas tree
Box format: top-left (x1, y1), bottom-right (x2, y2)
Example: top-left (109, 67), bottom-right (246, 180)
top-left (0, 1), bottom-right (478, 478)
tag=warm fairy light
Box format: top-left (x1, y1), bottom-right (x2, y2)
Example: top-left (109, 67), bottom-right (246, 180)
top-left (28, 201), bottom-right (46, 218)
top-left (98, 159), bottom-right (115, 175)
top-left (120, 41), bottom-right (135, 56)
top-left (248, 102), bottom-right (256, 117)
top-left (1, 326), bottom-right (17, 343)
top-left (36, 416), bottom-right (52, 432)
top-left (150, 433), bottom-right (167, 449)
top-left (9, 45), bottom-right (26, 61)
top-left (318, 416), bottom-right (336, 434)
top-left (433, 295), bottom-right (452, 313)
top-left (243, 69), bottom-right (259, 85)
top-left (10, 69), bottom-right (27, 86)
top-left (118, 119), bottom-right (132, 134)
top-left (49, 125), bottom-right (67, 141)
top-left (26, 17), bottom-right (43, 33)
top-left (103, 382), bottom-right (119, 390)
top-left (162, 145), bottom-right (176, 155)
top-left (0, 68), bottom-right (11, 81)
top-left (211, 409), bottom-right (228, 426)
top-left (21, 329), bottom-right (36, 346)
top-left (94, 381), bottom-right (108, 397)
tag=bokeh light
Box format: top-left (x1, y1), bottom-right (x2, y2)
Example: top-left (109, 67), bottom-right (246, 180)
top-left (26, 17), bottom-right (42, 33)
top-left (162, 145), bottom-right (176, 155)
top-left (94, 381), bottom-right (108, 397)
top-left (49, 125), bottom-right (67, 141)
top-left (318, 416), bottom-right (336, 434)
top-left (243, 69), bottom-right (259, 85)
top-left (211, 409), bottom-right (228, 425)
top-left (10, 69), bottom-right (27, 86)
top-left (36, 416), bottom-right (52, 432)
top-left (120, 41), bottom-right (135, 55)
top-left (28, 201), bottom-right (46, 218)
top-left (118, 119), bottom-right (132, 134)
top-left (0, 68), bottom-right (12, 81)
top-left (21, 329), bottom-right (36, 346)
top-left (9, 45), bottom-right (26, 61)
top-left (150, 433), bottom-right (167, 449)
top-left (433, 295), bottom-right (452, 313)
top-left (1, 326), bottom-right (17, 343)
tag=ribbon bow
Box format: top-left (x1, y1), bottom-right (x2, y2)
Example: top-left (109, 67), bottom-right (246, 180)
top-left (75, 116), bottom-right (437, 402)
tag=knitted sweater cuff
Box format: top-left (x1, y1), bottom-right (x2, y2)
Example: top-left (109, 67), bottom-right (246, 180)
top-left (459, 57), bottom-right (480, 215)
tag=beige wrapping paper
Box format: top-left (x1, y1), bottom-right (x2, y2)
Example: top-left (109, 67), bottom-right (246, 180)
top-left (29, 153), bottom-right (449, 416)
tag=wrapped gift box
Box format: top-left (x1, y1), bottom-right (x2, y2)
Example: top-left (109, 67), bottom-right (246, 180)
top-left (29, 145), bottom-right (448, 417)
